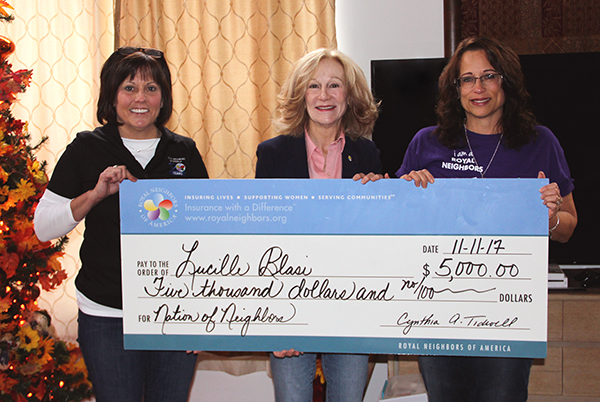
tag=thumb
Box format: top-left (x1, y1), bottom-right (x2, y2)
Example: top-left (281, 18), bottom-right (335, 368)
top-left (537, 171), bottom-right (546, 179)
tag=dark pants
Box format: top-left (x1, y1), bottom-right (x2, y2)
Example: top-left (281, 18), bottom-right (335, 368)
top-left (78, 310), bottom-right (197, 402)
top-left (419, 355), bottom-right (532, 402)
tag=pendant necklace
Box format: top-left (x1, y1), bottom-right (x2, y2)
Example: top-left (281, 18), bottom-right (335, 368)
top-left (464, 125), bottom-right (503, 178)
top-left (124, 136), bottom-right (160, 154)
top-left (131, 137), bottom-right (160, 153)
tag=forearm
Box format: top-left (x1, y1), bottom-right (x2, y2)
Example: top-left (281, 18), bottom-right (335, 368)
top-left (549, 194), bottom-right (577, 243)
top-left (549, 211), bottom-right (577, 243)
top-left (69, 188), bottom-right (106, 222)
top-left (34, 190), bottom-right (80, 241)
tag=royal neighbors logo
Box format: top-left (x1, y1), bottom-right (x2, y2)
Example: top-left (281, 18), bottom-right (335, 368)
top-left (137, 187), bottom-right (178, 227)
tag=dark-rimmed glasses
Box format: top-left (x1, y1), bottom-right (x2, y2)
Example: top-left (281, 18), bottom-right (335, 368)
top-left (455, 73), bottom-right (503, 89)
top-left (117, 47), bottom-right (164, 59)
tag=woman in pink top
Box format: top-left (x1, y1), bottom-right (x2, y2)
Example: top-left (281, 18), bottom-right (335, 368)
top-left (256, 48), bottom-right (382, 402)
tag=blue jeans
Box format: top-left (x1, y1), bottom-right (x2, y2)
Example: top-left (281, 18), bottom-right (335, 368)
top-left (78, 311), bottom-right (197, 402)
top-left (418, 356), bottom-right (532, 402)
top-left (270, 352), bottom-right (369, 402)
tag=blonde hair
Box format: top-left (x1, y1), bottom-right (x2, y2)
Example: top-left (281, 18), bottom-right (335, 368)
top-left (273, 48), bottom-right (378, 139)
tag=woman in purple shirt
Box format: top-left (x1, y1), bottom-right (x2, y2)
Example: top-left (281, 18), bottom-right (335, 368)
top-left (396, 36), bottom-right (577, 401)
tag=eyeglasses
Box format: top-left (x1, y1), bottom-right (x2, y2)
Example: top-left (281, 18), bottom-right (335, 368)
top-left (455, 73), bottom-right (503, 89)
top-left (117, 47), bottom-right (164, 59)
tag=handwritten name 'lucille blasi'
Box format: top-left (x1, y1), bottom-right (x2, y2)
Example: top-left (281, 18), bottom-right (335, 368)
top-left (173, 242), bottom-right (315, 283)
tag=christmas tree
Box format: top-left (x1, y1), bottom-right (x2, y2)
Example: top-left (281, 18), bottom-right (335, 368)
top-left (0, 2), bottom-right (93, 400)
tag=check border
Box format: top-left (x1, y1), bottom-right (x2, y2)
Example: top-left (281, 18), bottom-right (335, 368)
top-left (120, 179), bottom-right (548, 358)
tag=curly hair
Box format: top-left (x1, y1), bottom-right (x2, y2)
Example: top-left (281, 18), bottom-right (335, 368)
top-left (273, 48), bottom-right (379, 139)
top-left (435, 36), bottom-right (538, 149)
top-left (97, 48), bottom-right (173, 128)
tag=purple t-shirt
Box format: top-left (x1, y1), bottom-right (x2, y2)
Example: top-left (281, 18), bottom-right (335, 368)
top-left (396, 125), bottom-right (574, 197)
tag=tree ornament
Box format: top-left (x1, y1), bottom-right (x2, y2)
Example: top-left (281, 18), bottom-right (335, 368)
top-left (0, 35), bottom-right (14, 63)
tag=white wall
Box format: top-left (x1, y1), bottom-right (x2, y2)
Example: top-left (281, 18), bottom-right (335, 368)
top-left (336, 0), bottom-right (445, 85)
top-left (188, 2), bottom-right (444, 400)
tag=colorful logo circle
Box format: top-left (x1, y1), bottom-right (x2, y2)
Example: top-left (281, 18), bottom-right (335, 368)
top-left (175, 163), bottom-right (186, 173)
top-left (143, 194), bottom-right (173, 221)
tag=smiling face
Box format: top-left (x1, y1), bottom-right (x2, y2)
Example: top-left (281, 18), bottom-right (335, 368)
top-left (115, 71), bottom-right (163, 138)
top-left (305, 58), bottom-right (348, 136)
top-left (459, 50), bottom-right (505, 133)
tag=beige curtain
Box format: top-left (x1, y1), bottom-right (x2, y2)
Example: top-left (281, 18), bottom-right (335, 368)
top-left (2, 0), bottom-right (115, 340)
top-left (115, 0), bottom-right (337, 178)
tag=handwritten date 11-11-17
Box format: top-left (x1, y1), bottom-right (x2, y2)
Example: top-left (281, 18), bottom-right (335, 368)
top-left (451, 238), bottom-right (505, 255)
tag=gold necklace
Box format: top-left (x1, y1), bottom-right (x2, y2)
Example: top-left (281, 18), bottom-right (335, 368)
top-left (464, 125), bottom-right (503, 178)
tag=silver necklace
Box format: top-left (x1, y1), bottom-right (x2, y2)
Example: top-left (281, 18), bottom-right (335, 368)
top-left (126, 137), bottom-right (160, 153)
top-left (464, 125), bottom-right (503, 178)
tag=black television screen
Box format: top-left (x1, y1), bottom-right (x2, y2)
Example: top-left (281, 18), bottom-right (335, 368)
top-left (371, 52), bottom-right (600, 267)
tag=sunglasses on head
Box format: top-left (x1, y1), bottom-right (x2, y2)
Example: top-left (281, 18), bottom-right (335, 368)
top-left (117, 46), bottom-right (164, 59)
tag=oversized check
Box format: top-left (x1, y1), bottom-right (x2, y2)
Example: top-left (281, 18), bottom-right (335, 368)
top-left (119, 178), bottom-right (548, 358)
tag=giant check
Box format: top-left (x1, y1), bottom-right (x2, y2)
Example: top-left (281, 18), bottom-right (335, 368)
top-left (119, 178), bottom-right (548, 358)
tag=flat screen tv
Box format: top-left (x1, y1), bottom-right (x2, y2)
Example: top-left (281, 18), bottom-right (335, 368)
top-left (371, 52), bottom-right (600, 267)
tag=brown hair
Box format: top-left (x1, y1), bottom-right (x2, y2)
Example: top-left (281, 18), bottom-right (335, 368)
top-left (435, 36), bottom-right (538, 149)
top-left (97, 49), bottom-right (173, 127)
